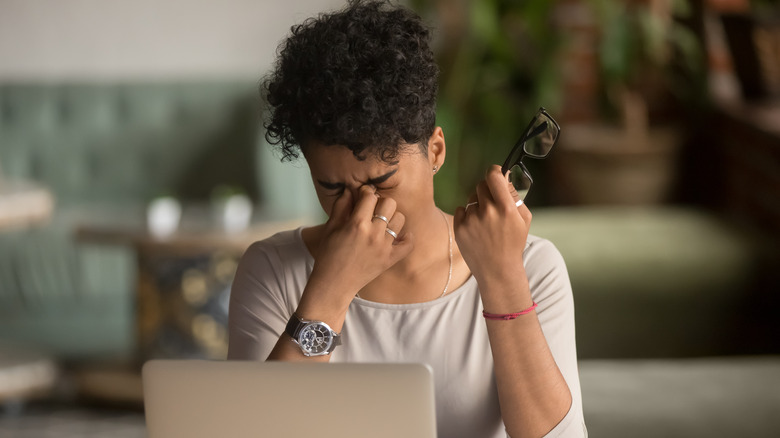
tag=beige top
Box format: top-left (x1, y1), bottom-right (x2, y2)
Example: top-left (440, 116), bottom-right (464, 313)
top-left (228, 228), bottom-right (587, 438)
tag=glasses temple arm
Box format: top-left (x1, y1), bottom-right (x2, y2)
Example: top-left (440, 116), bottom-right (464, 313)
top-left (517, 121), bottom-right (549, 145)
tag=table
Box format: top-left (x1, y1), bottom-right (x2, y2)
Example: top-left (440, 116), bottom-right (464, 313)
top-left (73, 212), bottom-right (306, 404)
top-left (76, 213), bottom-right (306, 365)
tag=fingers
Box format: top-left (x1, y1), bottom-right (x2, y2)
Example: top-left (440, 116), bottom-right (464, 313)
top-left (389, 229), bottom-right (414, 265)
top-left (327, 189), bottom-right (353, 228)
top-left (371, 196), bottom-right (404, 242)
top-left (463, 166), bottom-right (524, 217)
top-left (507, 178), bottom-right (522, 206)
top-left (485, 165), bottom-right (515, 208)
top-left (453, 205), bottom-right (466, 231)
top-left (352, 185), bottom-right (380, 221)
top-left (371, 196), bottom-right (397, 228)
top-left (517, 201), bottom-right (532, 227)
top-left (385, 209), bottom-right (405, 243)
top-left (475, 180), bottom-right (492, 212)
top-left (372, 202), bottom-right (412, 268)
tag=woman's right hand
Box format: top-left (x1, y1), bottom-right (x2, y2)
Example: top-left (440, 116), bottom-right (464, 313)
top-left (301, 185), bottom-right (414, 315)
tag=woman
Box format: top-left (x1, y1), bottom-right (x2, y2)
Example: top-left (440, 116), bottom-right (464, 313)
top-left (227, 1), bottom-right (586, 437)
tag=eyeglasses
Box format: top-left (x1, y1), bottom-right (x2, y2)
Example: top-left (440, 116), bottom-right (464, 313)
top-left (501, 107), bottom-right (560, 202)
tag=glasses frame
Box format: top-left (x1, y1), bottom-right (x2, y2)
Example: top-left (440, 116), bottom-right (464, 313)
top-left (500, 107), bottom-right (561, 200)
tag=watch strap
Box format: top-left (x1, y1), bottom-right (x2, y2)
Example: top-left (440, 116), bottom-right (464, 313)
top-left (331, 332), bottom-right (342, 349)
top-left (325, 332), bottom-right (341, 353)
top-left (285, 312), bottom-right (303, 340)
top-left (285, 313), bottom-right (342, 353)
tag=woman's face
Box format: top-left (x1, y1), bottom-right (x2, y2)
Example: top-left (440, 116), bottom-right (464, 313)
top-left (303, 129), bottom-right (444, 227)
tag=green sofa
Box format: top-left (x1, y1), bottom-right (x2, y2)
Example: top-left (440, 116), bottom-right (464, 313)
top-left (531, 206), bottom-right (777, 359)
top-left (531, 206), bottom-right (779, 437)
top-left (0, 81), bottom-right (263, 360)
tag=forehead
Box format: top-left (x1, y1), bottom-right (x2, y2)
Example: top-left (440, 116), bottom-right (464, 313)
top-left (304, 143), bottom-right (394, 167)
top-left (303, 143), bottom-right (421, 180)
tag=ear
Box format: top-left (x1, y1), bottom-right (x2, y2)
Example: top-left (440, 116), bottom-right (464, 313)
top-left (428, 127), bottom-right (446, 174)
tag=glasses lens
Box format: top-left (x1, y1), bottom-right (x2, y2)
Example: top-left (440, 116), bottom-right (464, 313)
top-left (507, 164), bottom-right (532, 202)
top-left (524, 115), bottom-right (558, 158)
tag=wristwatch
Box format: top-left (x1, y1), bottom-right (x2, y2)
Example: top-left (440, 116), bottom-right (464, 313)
top-left (285, 313), bottom-right (342, 357)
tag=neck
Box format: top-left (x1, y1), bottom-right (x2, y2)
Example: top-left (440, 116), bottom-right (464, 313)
top-left (386, 203), bottom-right (450, 278)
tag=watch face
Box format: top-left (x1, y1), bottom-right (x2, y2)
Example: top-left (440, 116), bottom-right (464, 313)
top-left (299, 322), bottom-right (333, 356)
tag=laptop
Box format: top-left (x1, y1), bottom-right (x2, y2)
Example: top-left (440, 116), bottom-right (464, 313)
top-left (142, 360), bottom-right (437, 438)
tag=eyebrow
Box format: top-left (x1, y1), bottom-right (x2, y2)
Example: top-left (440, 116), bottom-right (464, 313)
top-left (317, 168), bottom-right (399, 190)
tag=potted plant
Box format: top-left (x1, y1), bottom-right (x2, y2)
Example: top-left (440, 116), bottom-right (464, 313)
top-left (554, 0), bottom-right (704, 205)
top-left (409, 0), bottom-right (563, 211)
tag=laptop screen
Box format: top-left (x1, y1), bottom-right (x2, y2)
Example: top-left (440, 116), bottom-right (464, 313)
top-left (142, 360), bottom-right (436, 438)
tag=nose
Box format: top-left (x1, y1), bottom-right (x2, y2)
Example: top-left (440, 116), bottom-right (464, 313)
top-left (348, 186), bottom-right (361, 200)
top-left (349, 184), bottom-right (376, 200)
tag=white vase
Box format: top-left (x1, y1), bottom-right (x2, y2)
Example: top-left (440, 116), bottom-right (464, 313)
top-left (214, 194), bottom-right (253, 233)
top-left (147, 196), bottom-right (181, 238)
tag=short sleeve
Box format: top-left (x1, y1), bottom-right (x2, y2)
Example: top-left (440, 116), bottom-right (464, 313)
top-left (227, 240), bottom-right (293, 361)
top-left (524, 237), bottom-right (587, 437)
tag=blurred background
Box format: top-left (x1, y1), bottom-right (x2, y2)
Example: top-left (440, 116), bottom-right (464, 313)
top-left (0, 0), bottom-right (778, 437)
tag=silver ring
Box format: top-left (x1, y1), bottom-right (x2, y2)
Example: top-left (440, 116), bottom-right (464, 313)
top-left (385, 228), bottom-right (398, 239)
top-left (465, 201), bottom-right (479, 212)
top-left (372, 214), bottom-right (390, 225)
top-left (515, 199), bottom-right (524, 207)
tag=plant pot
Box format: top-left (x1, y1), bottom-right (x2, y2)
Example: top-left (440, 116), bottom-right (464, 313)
top-left (553, 124), bottom-right (681, 205)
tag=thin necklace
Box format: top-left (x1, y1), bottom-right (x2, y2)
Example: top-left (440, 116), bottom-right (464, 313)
top-left (356, 209), bottom-right (453, 300)
top-left (438, 208), bottom-right (453, 298)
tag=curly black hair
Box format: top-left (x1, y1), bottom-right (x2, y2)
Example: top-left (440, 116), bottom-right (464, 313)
top-left (262, 0), bottom-right (439, 162)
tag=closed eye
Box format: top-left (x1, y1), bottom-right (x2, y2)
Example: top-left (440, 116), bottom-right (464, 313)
top-left (324, 185), bottom-right (393, 196)
top-left (324, 186), bottom-right (345, 196)
top-left (318, 181), bottom-right (344, 191)
top-left (316, 168), bottom-right (398, 194)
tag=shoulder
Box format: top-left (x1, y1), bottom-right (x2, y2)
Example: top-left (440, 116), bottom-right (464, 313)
top-left (242, 228), bottom-right (309, 266)
top-left (523, 234), bottom-right (567, 271)
top-left (522, 234), bottom-right (572, 305)
top-left (234, 228), bottom-right (311, 290)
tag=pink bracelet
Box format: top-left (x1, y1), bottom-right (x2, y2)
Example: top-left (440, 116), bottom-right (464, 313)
top-left (482, 302), bottom-right (538, 320)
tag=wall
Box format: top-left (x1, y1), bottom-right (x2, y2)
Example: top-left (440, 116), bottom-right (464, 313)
top-left (0, 0), bottom-right (346, 81)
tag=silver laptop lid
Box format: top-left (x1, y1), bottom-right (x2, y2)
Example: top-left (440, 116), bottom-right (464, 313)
top-left (142, 360), bottom-right (437, 438)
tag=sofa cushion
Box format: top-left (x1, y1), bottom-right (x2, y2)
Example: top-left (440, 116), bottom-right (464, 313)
top-left (0, 82), bottom-right (260, 204)
top-left (0, 205), bottom-right (137, 360)
top-left (531, 206), bottom-right (770, 358)
top-left (580, 356), bottom-right (780, 437)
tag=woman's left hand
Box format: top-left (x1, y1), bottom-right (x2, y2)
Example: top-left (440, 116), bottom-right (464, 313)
top-left (453, 165), bottom-right (531, 290)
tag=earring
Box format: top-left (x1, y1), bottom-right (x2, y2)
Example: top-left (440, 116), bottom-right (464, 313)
top-left (433, 165), bottom-right (439, 174)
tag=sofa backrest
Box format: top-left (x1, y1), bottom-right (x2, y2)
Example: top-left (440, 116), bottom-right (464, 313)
top-left (0, 81), bottom-right (261, 204)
